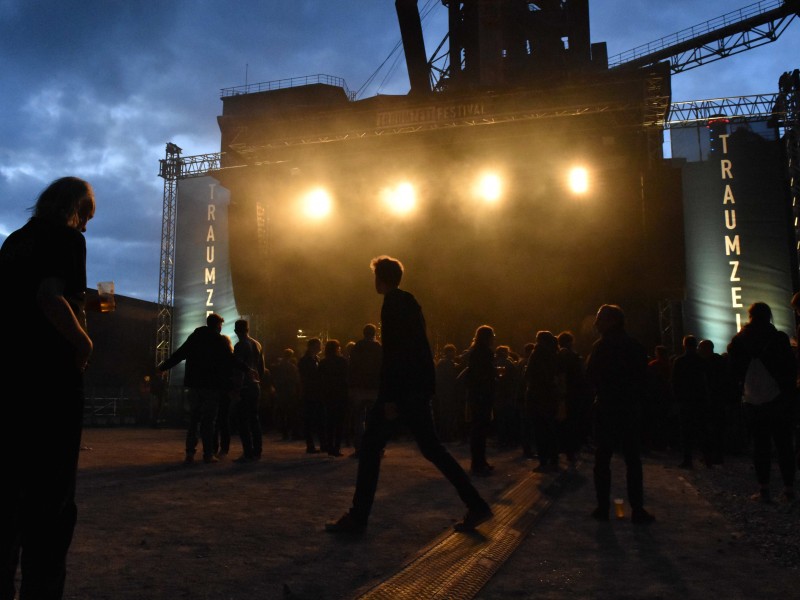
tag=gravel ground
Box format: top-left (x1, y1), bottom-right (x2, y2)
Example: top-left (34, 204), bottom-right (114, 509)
top-left (679, 452), bottom-right (800, 571)
top-left (58, 428), bottom-right (799, 599)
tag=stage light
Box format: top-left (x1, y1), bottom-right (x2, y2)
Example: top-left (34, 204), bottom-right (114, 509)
top-left (474, 172), bottom-right (503, 203)
top-left (381, 181), bottom-right (416, 216)
top-left (301, 187), bottom-right (332, 220)
top-left (567, 167), bottom-right (589, 195)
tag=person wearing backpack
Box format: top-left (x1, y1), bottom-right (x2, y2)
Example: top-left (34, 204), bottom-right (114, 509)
top-left (727, 302), bottom-right (797, 503)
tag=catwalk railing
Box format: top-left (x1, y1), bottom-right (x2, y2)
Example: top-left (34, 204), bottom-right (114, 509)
top-left (220, 73), bottom-right (356, 101)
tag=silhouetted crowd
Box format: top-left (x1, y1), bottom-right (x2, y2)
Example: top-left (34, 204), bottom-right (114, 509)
top-left (208, 317), bottom-right (797, 490)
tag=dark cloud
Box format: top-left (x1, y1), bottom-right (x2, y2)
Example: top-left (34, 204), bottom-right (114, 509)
top-left (1, 0), bottom-right (797, 303)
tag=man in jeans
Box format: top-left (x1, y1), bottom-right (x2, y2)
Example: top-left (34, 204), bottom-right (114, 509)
top-left (159, 313), bottom-right (254, 464)
top-left (232, 318), bottom-right (269, 463)
top-left (325, 255), bottom-right (492, 534)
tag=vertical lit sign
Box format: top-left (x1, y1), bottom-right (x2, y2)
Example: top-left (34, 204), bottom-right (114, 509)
top-left (674, 120), bottom-right (794, 350)
top-left (170, 176), bottom-right (239, 382)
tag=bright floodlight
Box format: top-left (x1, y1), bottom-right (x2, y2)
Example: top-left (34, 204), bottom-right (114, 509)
top-left (301, 187), bottom-right (332, 219)
top-left (568, 167), bottom-right (589, 195)
top-left (475, 172), bottom-right (503, 203)
top-left (382, 182), bottom-right (416, 215)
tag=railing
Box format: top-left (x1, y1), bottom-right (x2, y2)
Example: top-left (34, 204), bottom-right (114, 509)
top-left (609, 0), bottom-right (785, 68)
top-left (220, 74), bottom-right (356, 101)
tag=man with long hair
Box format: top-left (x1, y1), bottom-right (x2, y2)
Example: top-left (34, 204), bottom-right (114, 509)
top-left (1, 177), bottom-right (96, 599)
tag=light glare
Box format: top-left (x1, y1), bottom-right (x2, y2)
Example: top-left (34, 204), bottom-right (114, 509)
top-left (302, 188), bottom-right (332, 219)
top-left (382, 182), bottom-right (416, 215)
top-left (568, 167), bottom-right (589, 194)
top-left (476, 172), bottom-right (503, 203)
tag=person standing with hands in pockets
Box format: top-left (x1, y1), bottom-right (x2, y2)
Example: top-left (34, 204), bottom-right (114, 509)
top-left (1, 177), bottom-right (97, 599)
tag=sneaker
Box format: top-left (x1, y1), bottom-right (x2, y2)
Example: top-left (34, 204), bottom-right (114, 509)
top-left (233, 455), bottom-right (254, 464)
top-left (750, 489), bottom-right (771, 503)
top-left (306, 447), bottom-right (321, 454)
top-left (325, 512), bottom-right (367, 534)
top-left (453, 504), bottom-right (493, 532)
top-left (203, 455), bottom-right (219, 464)
top-left (183, 453), bottom-right (195, 465)
top-left (591, 506), bottom-right (609, 521)
top-left (631, 508), bottom-right (656, 524)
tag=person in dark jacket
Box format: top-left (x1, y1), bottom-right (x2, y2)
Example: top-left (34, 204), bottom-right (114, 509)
top-left (232, 318), bottom-right (268, 463)
top-left (526, 330), bottom-right (562, 472)
top-left (1, 176), bottom-right (96, 600)
top-left (347, 324), bottom-right (382, 457)
top-left (464, 324), bottom-right (497, 475)
top-left (299, 337), bottom-right (325, 454)
top-left (727, 302), bottom-right (796, 503)
top-left (319, 339), bottom-right (349, 457)
top-left (671, 335), bottom-right (710, 469)
top-left (585, 304), bottom-right (655, 524)
top-left (158, 313), bottom-right (254, 464)
top-left (325, 255), bottom-right (492, 534)
top-left (556, 330), bottom-right (589, 466)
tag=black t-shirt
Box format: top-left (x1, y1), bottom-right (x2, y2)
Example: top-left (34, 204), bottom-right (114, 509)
top-left (0, 217), bottom-right (87, 377)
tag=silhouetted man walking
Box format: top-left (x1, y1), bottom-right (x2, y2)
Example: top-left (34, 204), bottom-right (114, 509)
top-left (325, 255), bottom-right (492, 534)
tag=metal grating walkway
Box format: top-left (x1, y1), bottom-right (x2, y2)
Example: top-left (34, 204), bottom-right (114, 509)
top-left (356, 466), bottom-right (572, 599)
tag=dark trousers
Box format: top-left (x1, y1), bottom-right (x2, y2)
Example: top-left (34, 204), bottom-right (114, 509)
top-left (468, 397), bottom-right (493, 470)
top-left (214, 393), bottom-right (232, 456)
top-left (350, 396), bottom-right (487, 522)
top-left (744, 399), bottom-right (796, 488)
top-left (532, 407), bottom-right (559, 466)
top-left (3, 381), bottom-right (83, 600)
top-left (237, 384), bottom-right (263, 458)
top-left (186, 388), bottom-right (220, 459)
top-left (679, 402), bottom-right (708, 465)
top-left (304, 398), bottom-right (324, 451)
top-left (519, 401), bottom-right (537, 457)
top-left (592, 403), bottom-right (645, 512)
top-left (349, 389), bottom-right (377, 452)
top-left (325, 398), bottom-right (348, 455)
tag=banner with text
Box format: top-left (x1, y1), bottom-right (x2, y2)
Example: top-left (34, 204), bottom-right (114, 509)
top-left (170, 176), bottom-right (239, 384)
top-left (672, 119), bottom-right (794, 350)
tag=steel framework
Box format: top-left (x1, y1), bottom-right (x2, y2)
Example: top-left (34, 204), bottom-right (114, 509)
top-left (609, 0), bottom-right (799, 74)
top-left (155, 143), bottom-right (182, 371)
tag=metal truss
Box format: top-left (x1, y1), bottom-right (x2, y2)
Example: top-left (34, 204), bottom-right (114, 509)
top-left (665, 93), bottom-right (782, 127)
top-left (155, 143), bottom-right (182, 371)
top-left (609, 0), bottom-right (799, 75)
top-left (176, 153), bottom-right (222, 177)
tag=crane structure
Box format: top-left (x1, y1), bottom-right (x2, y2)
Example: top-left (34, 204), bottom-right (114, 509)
top-left (156, 1), bottom-right (799, 360)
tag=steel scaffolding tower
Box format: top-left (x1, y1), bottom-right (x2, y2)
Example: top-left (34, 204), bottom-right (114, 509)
top-left (155, 143), bottom-right (182, 371)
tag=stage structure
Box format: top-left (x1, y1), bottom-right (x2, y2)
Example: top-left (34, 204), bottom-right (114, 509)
top-left (156, 0), bottom-right (800, 363)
